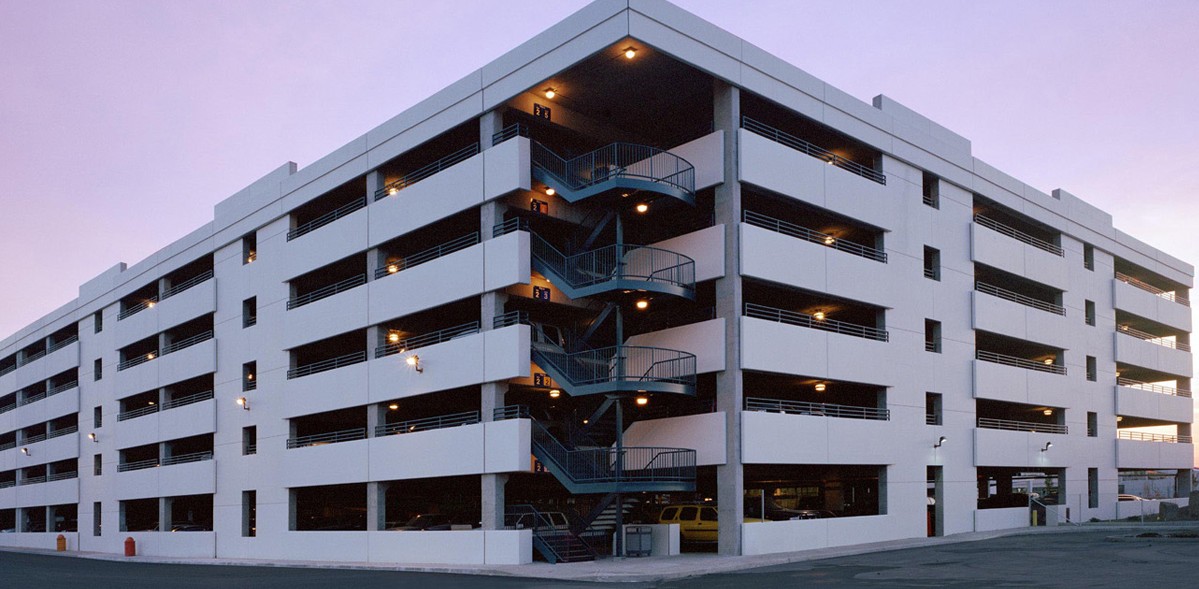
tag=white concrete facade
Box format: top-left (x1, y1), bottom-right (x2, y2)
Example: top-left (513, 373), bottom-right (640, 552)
top-left (0, 0), bottom-right (1193, 564)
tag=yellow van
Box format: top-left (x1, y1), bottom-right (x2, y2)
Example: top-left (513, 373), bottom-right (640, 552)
top-left (658, 505), bottom-right (718, 542)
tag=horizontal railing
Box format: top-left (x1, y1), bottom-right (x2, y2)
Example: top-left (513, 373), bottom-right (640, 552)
top-left (287, 350), bottom-right (367, 379)
top-left (375, 410), bottom-right (480, 436)
top-left (1117, 377), bottom-right (1191, 398)
top-left (19, 390), bottom-right (46, 406)
top-left (493, 310), bottom-right (530, 330)
top-left (530, 233), bottom-right (696, 294)
top-left (46, 334), bottom-right (79, 355)
top-left (0, 480), bottom-right (14, 488)
top-left (160, 270), bottom-right (214, 300)
top-left (745, 397), bottom-right (890, 421)
top-left (372, 232), bottom-right (480, 279)
top-left (375, 321), bottom-right (481, 358)
top-left (244, 314), bottom-right (257, 328)
top-left (375, 144), bottom-right (480, 201)
top-left (1117, 325), bottom-right (1190, 352)
top-left (978, 417), bottom-right (1068, 435)
top-left (287, 428), bottom-right (367, 449)
top-left (0, 401), bottom-right (15, 414)
top-left (20, 475), bottom-right (47, 485)
top-left (161, 331), bottom-right (214, 355)
top-left (492, 217), bottom-right (527, 238)
top-left (0, 440), bottom-right (15, 451)
top-left (162, 451), bottom-right (213, 466)
top-left (47, 425), bottom-right (78, 440)
top-left (741, 116), bottom-right (886, 184)
top-left (533, 344), bottom-right (697, 388)
top-left (162, 389), bottom-right (214, 410)
top-left (118, 458), bottom-right (159, 473)
top-left (745, 302), bottom-right (889, 342)
top-left (1118, 430), bottom-right (1192, 444)
top-left (1115, 272), bottom-right (1189, 307)
top-left (287, 274), bottom-right (367, 310)
top-left (976, 350), bottom-right (1067, 375)
top-left (493, 404), bottom-right (530, 421)
top-left (491, 123), bottom-right (529, 146)
top-left (743, 210), bottom-right (887, 263)
top-left (47, 380), bottom-right (78, 397)
top-left (531, 140), bottom-right (696, 196)
top-left (531, 420), bottom-right (696, 484)
top-left (118, 403), bottom-right (160, 422)
top-left (924, 267), bottom-right (939, 280)
top-left (117, 351), bottom-right (158, 371)
top-left (975, 281), bottom-right (1066, 316)
top-left (287, 196), bottom-right (367, 241)
top-left (21, 349), bottom-right (47, 364)
top-left (118, 296), bottom-right (159, 320)
top-left (245, 443), bottom-right (257, 455)
top-left (0, 364), bottom-right (14, 377)
top-left (925, 341), bottom-right (941, 353)
top-left (926, 413), bottom-right (941, 426)
top-left (22, 432), bottom-right (47, 445)
top-left (244, 379), bottom-right (257, 392)
top-left (973, 214), bottom-right (1063, 256)
top-left (46, 471), bottom-right (78, 483)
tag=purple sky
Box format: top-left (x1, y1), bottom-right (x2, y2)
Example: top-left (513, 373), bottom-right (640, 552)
top-left (2, 0), bottom-right (1197, 343)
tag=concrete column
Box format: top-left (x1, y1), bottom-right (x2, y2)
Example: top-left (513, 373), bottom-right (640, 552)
top-left (480, 110), bottom-right (504, 150)
top-left (366, 170), bottom-right (383, 201)
top-left (712, 79), bottom-right (744, 556)
top-left (366, 402), bottom-right (387, 438)
top-left (367, 481), bottom-right (390, 531)
top-left (481, 197), bottom-right (508, 243)
top-left (159, 497), bottom-right (173, 532)
top-left (366, 326), bottom-right (382, 362)
top-left (288, 490), bottom-right (298, 531)
top-left (481, 474), bottom-right (508, 530)
top-left (366, 248), bottom-right (382, 281)
top-left (157, 277), bottom-right (170, 300)
top-left (481, 382), bottom-right (508, 422)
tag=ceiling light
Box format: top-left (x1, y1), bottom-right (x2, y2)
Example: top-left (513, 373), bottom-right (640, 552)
top-left (624, 47), bottom-right (637, 59)
top-left (1043, 358), bottom-right (1054, 365)
top-left (812, 311), bottom-right (826, 321)
top-left (545, 187), bottom-right (556, 196)
top-left (246, 252), bottom-right (256, 263)
top-left (635, 299), bottom-right (649, 310)
top-left (549, 389), bottom-right (560, 399)
top-left (636, 203), bottom-right (649, 213)
top-left (387, 263), bottom-right (400, 274)
top-left (388, 403), bottom-right (399, 410)
top-left (823, 235), bottom-right (836, 245)
top-left (146, 353), bottom-right (155, 360)
top-left (146, 301), bottom-right (156, 309)
top-left (388, 332), bottom-right (401, 343)
top-left (148, 401), bottom-right (156, 406)
top-left (1117, 416), bottom-right (1124, 422)
top-left (544, 88), bottom-right (556, 99)
top-left (388, 187), bottom-right (399, 196)
top-left (1043, 409), bottom-right (1053, 416)
top-left (635, 396), bottom-right (649, 406)
top-left (814, 383), bottom-right (826, 392)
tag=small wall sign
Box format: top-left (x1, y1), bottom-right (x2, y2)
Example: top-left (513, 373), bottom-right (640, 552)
top-left (533, 103), bottom-right (551, 120)
top-left (532, 286), bottom-right (551, 301)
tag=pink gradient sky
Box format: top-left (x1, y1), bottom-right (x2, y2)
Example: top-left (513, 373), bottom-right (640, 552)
top-left (2, 0), bottom-right (1198, 343)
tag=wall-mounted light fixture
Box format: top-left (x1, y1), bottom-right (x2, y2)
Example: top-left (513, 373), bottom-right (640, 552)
top-left (88, 432), bottom-right (98, 443)
top-left (934, 436), bottom-right (947, 449)
top-left (236, 397), bottom-right (250, 411)
top-left (406, 355), bottom-right (423, 373)
top-left (21, 447), bottom-right (30, 456)
top-left (545, 187), bottom-right (556, 196)
top-left (544, 88), bottom-right (556, 99)
top-left (1041, 442), bottom-right (1053, 452)
top-left (624, 46), bottom-right (637, 59)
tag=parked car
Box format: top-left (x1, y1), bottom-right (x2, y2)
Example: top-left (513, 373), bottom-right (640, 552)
top-left (1118, 494), bottom-right (1146, 502)
top-left (507, 511), bottom-right (570, 532)
top-left (170, 523), bottom-right (209, 532)
top-left (658, 505), bottom-right (719, 543)
top-left (389, 514), bottom-right (452, 531)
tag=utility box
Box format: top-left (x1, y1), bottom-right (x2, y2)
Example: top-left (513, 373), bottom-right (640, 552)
top-left (623, 525), bottom-right (652, 557)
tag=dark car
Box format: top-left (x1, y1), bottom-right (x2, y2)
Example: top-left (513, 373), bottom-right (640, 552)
top-left (390, 514), bottom-right (452, 531)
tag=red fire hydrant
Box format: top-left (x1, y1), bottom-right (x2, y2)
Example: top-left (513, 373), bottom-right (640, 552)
top-left (124, 536), bottom-right (136, 557)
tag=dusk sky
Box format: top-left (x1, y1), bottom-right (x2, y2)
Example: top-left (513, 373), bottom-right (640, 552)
top-left (2, 0), bottom-right (1197, 342)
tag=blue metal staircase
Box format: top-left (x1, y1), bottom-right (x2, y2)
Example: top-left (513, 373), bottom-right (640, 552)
top-left (530, 323), bottom-right (696, 398)
top-left (530, 232), bottom-right (696, 301)
top-left (530, 140), bottom-right (696, 205)
top-left (530, 418), bottom-right (696, 495)
top-left (506, 504), bottom-right (596, 564)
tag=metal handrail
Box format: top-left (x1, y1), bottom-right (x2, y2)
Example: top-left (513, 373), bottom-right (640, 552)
top-left (47, 471), bottom-right (78, 482)
top-left (374, 143), bottom-right (481, 200)
top-left (287, 274), bottom-right (367, 310)
top-left (745, 302), bottom-right (889, 342)
top-left (925, 341), bottom-right (941, 353)
top-left (117, 403), bottom-right (160, 422)
top-left (1117, 377), bottom-right (1191, 398)
top-left (160, 270), bottom-right (214, 300)
top-left (19, 390), bottom-right (46, 406)
top-left (46, 334), bottom-right (79, 354)
top-left (373, 232), bottom-right (480, 279)
top-left (741, 116), bottom-right (886, 185)
top-left (924, 267), bottom-right (939, 280)
top-left (161, 451), bottom-right (213, 466)
top-left (375, 410), bottom-right (480, 436)
top-left (530, 140), bottom-right (696, 196)
top-left (0, 480), bottom-right (15, 488)
top-left (117, 351), bottom-right (158, 371)
top-left (491, 123), bottom-right (529, 146)
top-left (976, 350), bottom-right (1067, 375)
top-left (118, 296), bottom-right (159, 320)
top-left (47, 425), bottom-right (78, 440)
top-left (245, 443), bottom-right (257, 455)
top-left (162, 389), bottom-right (214, 410)
top-left (745, 397), bottom-right (890, 421)
top-left (47, 380), bottom-right (78, 397)
top-left (1115, 272), bottom-right (1189, 306)
top-left (0, 364), bottom-right (14, 377)
top-left (287, 196), bottom-right (367, 241)
top-left (973, 215), bottom-right (1064, 256)
top-left (530, 233), bottom-right (696, 294)
top-left (287, 427), bottom-right (367, 449)
top-left (118, 458), bottom-right (159, 473)
top-left (0, 402), bottom-right (15, 414)
top-left (743, 210), bottom-right (887, 263)
top-left (244, 379), bottom-right (257, 392)
top-left (493, 404), bottom-right (530, 421)
top-left (493, 310), bottom-right (530, 330)
top-left (976, 281), bottom-right (1066, 316)
top-left (1118, 430), bottom-right (1192, 444)
top-left (161, 331), bottom-right (214, 355)
top-left (977, 417), bottom-right (1068, 435)
top-left (492, 217), bottom-right (528, 238)
top-left (375, 321), bottom-right (481, 358)
top-left (20, 475), bottom-right (47, 485)
top-left (533, 343), bottom-right (697, 388)
top-left (287, 350), bottom-right (367, 379)
top-left (1116, 324), bottom-right (1190, 352)
top-left (531, 419), bottom-right (696, 484)
top-left (23, 432), bottom-right (48, 445)
top-left (20, 349), bottom-right (47, 365)
top-left (244, 315), bottom-right (257, 328)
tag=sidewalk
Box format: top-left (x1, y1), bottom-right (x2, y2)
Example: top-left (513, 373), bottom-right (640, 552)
top-left (4, 522), bottom-right (1197, 583)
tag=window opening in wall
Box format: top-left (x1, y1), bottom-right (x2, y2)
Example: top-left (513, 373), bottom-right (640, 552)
top-left (922, 170), bottom-right (939, 208)
top-left (1083, 244), bottom-right (1094, 271)
top-left (94, 311), bottom-right (103, 333)
top-left (243, 362), bottom-right (257, 392)
top-left (925, 392), bottom-right (943, 425)
top-left (925, 320), bottom-right (942, 353)
top-left (93, 454), bottom-right (102, 476)
top-left (243, 427), bottom-right (257, 456)
top-left (1085, 300), bottom-right (1096, 326)
top-left (1088, 468), bottom-right (1099, 508)
top-left (923, 247), bottom-right (940, 281)
top-left (93, 502), bottom-right (101, 536)
top-left (1087, 412), bottom-right (1098, 438)
top-left (243, 232), bottom-right (257, 264)
top-left (243, 490), bottom-right (257, 537)
top-left (94, 358), bottom-right (102, 381)
top-left (243, 297), bottom-right (257, 328)
top-left (93, 406), bottom-right (102, 428)
top-left (1086, 356), bottom-right (1097, 382)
